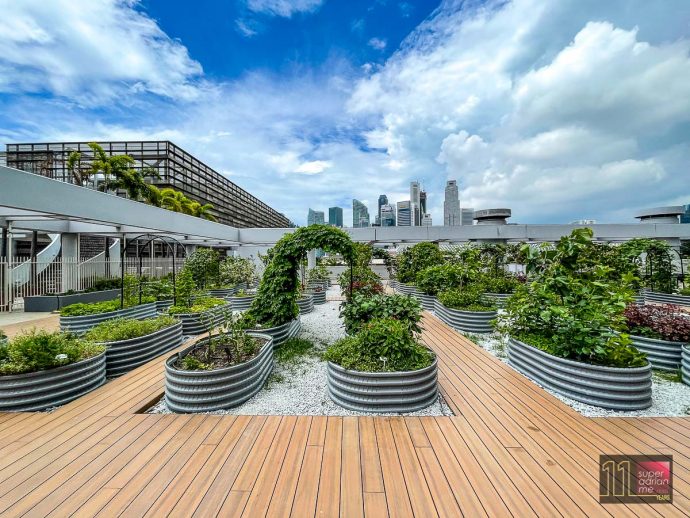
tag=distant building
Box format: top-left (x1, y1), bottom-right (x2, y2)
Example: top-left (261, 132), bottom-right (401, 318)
top-left (373, 215), bottom-right (381, 226)
top-left (353, 199), bottom-right (370, 227)
top-left (328, 206), bottom-right (343, 227)
top-left (420, 190), bottom-right (427, 216)
top-left (307, 208), bottom-right (325, 226)
top-left (397, 200), bottom-right (412, 226)
top-left (444, 180), bottom-right (461, 226)
top-left (682, 205), bottom-right (690, 224)
top-left (421, 213), bottom-right (432, 226)
top-left (380, 204), bottom-right (396, 227)
top-left (410, 181), bottom-right (421, 226)
top-left (570, 219), bottom-right (597, 225)
top-left (461, 208), bottom-right (475, 226)
top-left (378, 194), bottom-right (388, 220)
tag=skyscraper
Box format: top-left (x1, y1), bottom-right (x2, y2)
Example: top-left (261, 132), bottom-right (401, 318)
top-left (410, 182), bottom-right (420, 226)
top-left (397, 200), bottom-right (411, 226)
top-left (352, 199), bottom-right (370, 228)
top-left (444, 180), bottom-right (461, 226)
top-left (378, 194), bottom-right (388, 220)
top-left (420, 190), bottom-right (427, 216)
top-left (328, 206), bottom-right (343, 227)
top-left (421, 213), bottom-right (432, 226)
top-left (380, 204), bottom-right (396, 226)
top-left (307, 208), bottom-right (325, 226)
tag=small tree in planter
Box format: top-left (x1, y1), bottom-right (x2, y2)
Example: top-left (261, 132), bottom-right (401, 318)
top-left (185, 248), bottom-right (221, 291)
top-left (396, 242), bottom-right (444, 285)
top-left (220, 256), bottom-right (256, 290)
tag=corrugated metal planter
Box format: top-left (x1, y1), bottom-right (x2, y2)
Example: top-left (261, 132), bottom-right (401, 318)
top-left (0, 351), bottom-right (106, 411)
top-left (483, 292), bottom-right (512, 307)
top-left (297, 295), bottom-right (314, 314)
top-left (327, 358), bottom-right (438, 413)
top-left (389, 280), bottom-right (398, 290)
top-left (25, 289), bottom-right (121, 312)
top-left (156, 299), bottom-right (174, 312)
top-left (397, 283), bottom-right (421, 297)
top-left (682, 345), bottom-right (689, 386)
top-left (418, 293), bottom-right (436, 311)
top-left (630, 334), bottom-right (685, 372)
top-left (507, 337), bottom-right (652, 410)
top-left (165, 333), bottom-right (273, 413)
top-left (434, 300), bottom-right (497, 334)
top-left (309, 289), bottom-right (326, 305)
top-left (60, 302), bottom-right (157, 335)
top-left (643, 290), bottom-right (690, 307)
top-left (173, 303), bottom-right (231, 335)
top-left (248, 319), bottom-right (301, 347)
top-left (229, 295), bottom-right (255, 311)
top-left (207, 287), bottom-right (239, 298)
top-left (98, 321), bottom-right (184, 377)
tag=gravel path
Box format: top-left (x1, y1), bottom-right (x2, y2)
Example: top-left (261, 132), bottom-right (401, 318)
top-left (462, 330), bottom-right (690, 418)
top-left (151, 287), bottom-right (453, 416)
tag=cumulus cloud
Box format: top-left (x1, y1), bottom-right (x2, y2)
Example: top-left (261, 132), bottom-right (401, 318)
top-left (246, 0), bottom-right (324, 18)
top-left (368, 37), bottom-right (387, 51)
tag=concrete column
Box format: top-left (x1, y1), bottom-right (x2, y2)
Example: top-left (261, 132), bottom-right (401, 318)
top-left (61, 233), bottom-right (79, 292)
top-left (307, 249), bottom-right (316, 270)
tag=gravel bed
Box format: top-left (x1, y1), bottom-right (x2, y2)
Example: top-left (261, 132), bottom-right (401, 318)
top-left (460, 329), bottom-right (690, 418)
top-left (150, 288), bottom-right (452, 416)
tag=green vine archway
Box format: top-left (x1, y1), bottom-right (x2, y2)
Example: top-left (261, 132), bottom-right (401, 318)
top-left (248, 225), bottom-right (356, 326)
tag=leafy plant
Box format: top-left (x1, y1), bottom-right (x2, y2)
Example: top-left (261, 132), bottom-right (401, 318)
top-left (479, 271), bottom-right (523, 294)
top-left (184, 248), bottom-right (220, 289)
top-left (415, 263), bottom-right (469, 295)
top-left (624, 304), bottom-right (690, 342)
top-left (168, 297), bottom-right (226, 315)
top-left (438, 287), bottom-right (497, 312)
top-left (174, 267), bottom-right (196, 307)
top-left (340, 293), bottom-right (422, 335)
top-left (0, 330), bottom-right (104, 375)
top-left (219, 256), bottom-right (256, 287)
top-left (59, 296), bottom-right (155, 316)
top-left (337, 267), bottom-right (382, 298)
top-left (397, 242), bottom-right (444, 284)
top-left (85, 315), bottom-right (178, 343)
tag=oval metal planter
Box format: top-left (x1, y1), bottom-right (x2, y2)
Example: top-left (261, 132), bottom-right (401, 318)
top-left (297, 295), bottom-right (314, 314)
top-left (98, 321), bottom-right (184, 377)
top-left (165, 333), bottom-right (273, 413)
top-left (248, 319), bottom-right (301, 347)
top-left (643, 291), bottom-right (690, 307)
top-left (418, 293), bottom-right (436, 311)
top-left (174, 303), bottom-right (231, 335)
top-left (629, 334), bottom-right (685, 372)
top-left (207, 287), bottom-right (238, 298)
top-left (309, 290), bottom-right (326, 305)
top-left (507, 337), bottom-right (652, 410)
top-left (229, 295), bottom-right (255, 311)
top-left (327, 358), bottom-right (438, 413)
top-left (483, 292), bottom-right (511, 307)
top-left (60, 302), bottom-right (157, 335)
top-left (0, 351), bottom-right (106, 412)
top-left (682, 345), bottom-right (690, 386)
top-left (397, 283), bottom-right (421, 297)
top-left (155, 299), bottom-right (174, 312)
top-left (433, 300), bottom-right (497, 334)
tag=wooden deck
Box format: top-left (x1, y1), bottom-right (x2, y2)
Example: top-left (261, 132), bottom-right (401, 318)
top-left (0, 313), bottom-right (687, 517)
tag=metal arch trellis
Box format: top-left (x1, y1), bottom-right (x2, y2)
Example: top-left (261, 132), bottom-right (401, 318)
top-left (119, 234), bottom-right (188, 309)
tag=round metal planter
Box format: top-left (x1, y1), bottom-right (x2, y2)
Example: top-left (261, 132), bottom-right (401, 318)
top-left (297, 295), bottom-right (314, 314)
top-left (99, 321), bottom-right (184, 377)
top-left (207, 287), bottom-right (238, 298)
top-left (643, 291), bottom-right (690, 307)
top-left (327, 358), bottom-right (438, 413)
top-left (483, 292), bottom-right (511, 307)
top-left (165, 333), bottom-right (273, 413)
top-left (0, 351), bottom-right (106, 412)
top-left (248, 319), bottom-right (301, 347)
top-left (433, 300), bottom-right (497, 334)
top-left (507, 338), bottom-right (652, 410)
top-left (682, 345), bottom-right (690, 386)
top-left (174, 303), bottom-right (231, 335)
top-left (60, 302), bottom-right (157, 335)
top-left (629, 335), bottom-right (685, 372)
top-left (229, 295), bottom-right (255, 311)
top-left (155, 299), bottom-right (174, 312)
top-left (309, 290), bottom-right (326, 305)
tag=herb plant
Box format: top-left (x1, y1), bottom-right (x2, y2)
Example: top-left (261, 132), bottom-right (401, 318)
top-left (438, 287), bottom-right (497, 312)
top-left (85, 315), bottom-right (178, 342)
top-left (340, 293), bottom-right (422, 335)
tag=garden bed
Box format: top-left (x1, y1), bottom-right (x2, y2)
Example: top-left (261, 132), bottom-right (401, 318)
top-left (25, 288), bottom-right (121, 312)
top-left (247, 319), bottom-right (301, 347)
top-left (297, 294), bottom-right (314, 314)
top-left (228, 294), bottom-right (255, 311)
top-left (629, 335), bottom-right (685, 372)
top-left (59, 302), bottom-right (157, 335)
top-left (482, 292), bottom-right (511, 307)
top-left (155, 299), bottom-right (174, 312)
top-left (207, 287), bottom-right (239, 298)
top-left (643, 290), bottom-right (690, 307)
top-left (434, 300), bottom-right (496, 333)
top-left (309, 289), bottom-right (326, 305)
top-left (173, 304), bottom-right (230, 335)
top-left (682, 345), bottom-right (690, 386)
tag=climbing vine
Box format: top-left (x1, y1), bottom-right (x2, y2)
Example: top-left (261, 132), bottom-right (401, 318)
top-left (248, 225), bottom-right (355, 326)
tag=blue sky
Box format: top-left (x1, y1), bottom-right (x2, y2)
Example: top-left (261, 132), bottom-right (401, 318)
top-left (1, 0), bottom-right (689, 227)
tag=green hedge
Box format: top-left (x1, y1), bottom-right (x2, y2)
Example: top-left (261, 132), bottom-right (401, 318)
top-left (85, 315), bottom-right (179, 342)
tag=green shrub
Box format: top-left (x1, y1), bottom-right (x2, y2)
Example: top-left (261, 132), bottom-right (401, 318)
top-left (85, 315), bottom-right (178, 342)
top-left (397, 242), bottom-right (444, 284)
top-left (415, 263), bottom-right (469, 295)
top-left (479, 272), bottom-right (523, 294)
top-left (680, 286), bottom-right (690, 296)
top-left (219, 256), bottom-right (256, 287)
top-left (59, 296), bottom-right (155, 316)
top-left (0, 330), bottom-right (104, 375)
top-left (337, 267), bottom-right (383, 298)
top-left (324, 318), bottom-right (434, 372)
top-left (307, 263), bottom-right (330, 283)
top-left (437, 287), bottom-right (496, 312)
top-left (340, 293), bottom-right (422, 335)
top-left (168, 297), bottom-right (226, 315)
top-left (185, 248), bottom-right (220, 289)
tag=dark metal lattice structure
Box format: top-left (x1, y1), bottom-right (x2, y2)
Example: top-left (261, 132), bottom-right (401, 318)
top-left (5, 141), bottom-right (291, 228)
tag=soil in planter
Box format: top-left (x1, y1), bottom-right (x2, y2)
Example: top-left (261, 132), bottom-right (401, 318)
top-left (175, 334), bottom-right (267, 371)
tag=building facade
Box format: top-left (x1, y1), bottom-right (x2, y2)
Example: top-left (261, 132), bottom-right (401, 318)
top-left (5, 141), bottom-right (291, 228)
top-left (397, 200), bottom-right (411, 226)
top-left (380, 204), bottom-right (396, 227)
top-left (410, 181), bottom-right (420, 226)
top-left (421, 213), bottom-right (432, 226)
top-left (444, 180), bottom-right (461, 226)
top-left (353, 199), bottom-right (370, 228)
top-left (307, 208), bottom-right (325, 226)
top-left (461, 208), bottom-right (475, 226)
top-left (328, 206), bottom-right (344, 227)
top-left (378, 194), bottom-right (388, 220)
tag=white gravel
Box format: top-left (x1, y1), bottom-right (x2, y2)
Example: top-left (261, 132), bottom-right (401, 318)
top-left (461, 330), bottom-right (690, 418)
top-left (150, 286), bottom-right (453, 416)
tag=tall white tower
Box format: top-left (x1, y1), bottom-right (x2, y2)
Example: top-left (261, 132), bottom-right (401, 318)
top-left (410, 181), bottom-right (421, 226)
top-left (444, 180), bottom-right (461, 226)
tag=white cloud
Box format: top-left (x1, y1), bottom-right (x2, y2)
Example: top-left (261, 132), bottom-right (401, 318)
top-left (0, 0), bottom-right (203, 104)
top-left (368, 37), bottom-right (387, 51)
top-left (246, 0), bottom-right (324, 18)
top-left (235, 19), bottom-right (260, 37)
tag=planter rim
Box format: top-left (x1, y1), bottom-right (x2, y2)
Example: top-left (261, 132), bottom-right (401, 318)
top-left (248, 318), bottom-right (298, 334)
top-left (629, 334), bottom-right (688, 346)
top-left (93, 321), bottom-right (181, 346)
top-left (436, 301), bottom-right (497, 314)
top-left (166, 332), bottom-right (272, 377)
top-left (0, 350), bottom-right (106, 380)
top-left (60, 301), bottom-right (156, 320)
top-left (509, 337), bottom-right (651, 373)
top-left (327, 356), bottom-right (437, 378)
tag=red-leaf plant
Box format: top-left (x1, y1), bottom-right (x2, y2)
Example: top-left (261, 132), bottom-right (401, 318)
top-left (624, 304), bottom-right (690, 343)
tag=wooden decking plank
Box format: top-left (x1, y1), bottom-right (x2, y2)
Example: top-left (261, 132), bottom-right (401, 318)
top-left (307, 415), bottom-right (327, 446)
top-left (290, 445), bottom-right (324, 518)
top-left (413, 442), bottom-right (464, 517)
top-left (363, 491), bottom-right (390, 518)
top-left (373, 417), bottom-right (414, 518)
top-left (339, 417), bottom-right (364, 518)
top-left (359, 416), bottom-right (385, 493)
top-left (314, 416), bottom-right (343, 518)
